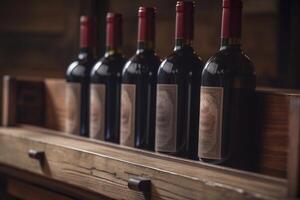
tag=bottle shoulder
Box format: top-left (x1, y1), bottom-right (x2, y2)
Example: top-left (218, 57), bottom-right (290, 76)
top-left (158, 48), bottom-right (204, 75)
top-left (122, 51), bottom-right (161, 75)
top-left (203, 48), bottom-right (255, 77)
top-left (91, 53), bottom-right (126, 78)
top-left (66, 58), bottom-right (93, 81)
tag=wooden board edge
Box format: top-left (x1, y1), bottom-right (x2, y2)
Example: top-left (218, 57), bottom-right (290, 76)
top-left (0, 164), bottom-right (113, 200)
top-left (0, 126), bottom-right (289, 200)
top-left (287, 96), bottom-right (300, 197)
top-left (2, 75), bottom-right (16, 127)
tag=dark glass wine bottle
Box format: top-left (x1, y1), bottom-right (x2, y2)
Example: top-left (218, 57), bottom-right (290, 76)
top-left (65, 16), bottom-right (96, 137)
top-left (155, 1), bottom-right (204, 160)
top-left (90, 13), bottom-right (126, 143)
top-left (120, 7), bottom-right (160, 151)
top-left (198, 0), bottom-right (256, 170)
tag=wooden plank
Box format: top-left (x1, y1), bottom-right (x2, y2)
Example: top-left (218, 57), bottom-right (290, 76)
top-left (15, 80), bottom-right (45, 126)
top-left (7, 178), bottom-right (74, 200)
top-left (2, 76), bottom-right (45, 127)
top-left (255, 93), bottom-right (289, 178)
top-left (0, 127), bottom-right (288, 200)
top-left (2, 77), bottom-right (300, 197)
top-left (2, 76), bottom-right (16, 127)
top-left (0, 165), bottom-right (113, 200)
top-left (0, 0), bottom-right (81, 80)
top-left (44, 79), bottom-right (66, 131)
top-left (287, 97), bottom-right (300, 196)
top-left (0, 0), bottom-right (65, 34)
top-left (38, 79), bottom-right (300, 178)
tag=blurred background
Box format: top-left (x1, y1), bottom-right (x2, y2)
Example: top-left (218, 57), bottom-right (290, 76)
top-left (0, 0), bottom-right (299, 88)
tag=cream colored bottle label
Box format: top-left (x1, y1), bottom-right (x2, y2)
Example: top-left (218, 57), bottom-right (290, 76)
top-left (89, 84), bottom-right (106, 140)
top-left (65, 82), bottom-right (81, 135)
top-left (155, 84), bottom-right (178, 153)
top-left (198, 86), bottom-right (224, 159)
top-left (120, 84), bottom-right (136, 147)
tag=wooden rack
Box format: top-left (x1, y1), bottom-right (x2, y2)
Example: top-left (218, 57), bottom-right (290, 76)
top-left (0, 75), bottom-right (299, 200)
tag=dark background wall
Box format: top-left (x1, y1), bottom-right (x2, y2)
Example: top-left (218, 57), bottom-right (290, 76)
top-left (0, 0), bottom-right (299, 88)
top-left (0, 0), bottom-right (80, 78)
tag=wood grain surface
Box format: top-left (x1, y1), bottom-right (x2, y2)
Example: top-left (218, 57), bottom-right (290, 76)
top-left (3, 78), bottom-right (298, 179)
top-left (0, 127), bottom-right (288, 200)
top-left (2, 77), bottom-right (300, 199)
top-left (7, 178), bottom-right (74, 200)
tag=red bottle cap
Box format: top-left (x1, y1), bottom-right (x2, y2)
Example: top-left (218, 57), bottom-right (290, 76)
top-left (106, 12), bottom-right (122, 48)
top-left (175, 1), bottom-right (194, 40)
top-left (137, 6), bottom-right (156, 42)
top-left (221, 0), bottom-right (242, 39)
top-left (80, 16), bottom-right (96, 48)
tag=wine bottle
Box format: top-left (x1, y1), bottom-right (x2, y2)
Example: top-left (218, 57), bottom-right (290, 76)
top-left (65, 16), bottom-right (96, 137)
top-left (120, 7), bottom-right (160, 151)
top-left (90, 13), bottom-right (126, 143)
top-left (155, 1), bottom-right (204, 160)
top-left (198, 0), bottom-right (256, 170)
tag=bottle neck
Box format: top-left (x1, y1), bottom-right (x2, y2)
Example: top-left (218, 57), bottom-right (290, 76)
top-left (137, 11), bottom-right (155, 53)
top-left (174, 38), bottom-right (192, 51)
top-left (79, 23), bottom-right (94, 49)
top-left (220, 38), bottom-right (241, 50)
top-left (174, 3), bottom-right (194, 51)
top-left (78, 47), bottom-right (94, 61)
top-left (137, 41), bottom-right (154, 53)
top-left (106, 15), bottom-right (122, 55)
top-left (220, 3), bottom-right (242, 49)
top-left (105, 46), bottom-right (122, 56)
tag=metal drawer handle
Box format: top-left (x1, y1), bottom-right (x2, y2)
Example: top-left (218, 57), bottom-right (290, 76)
top-left (128, 177), bottom-right (151, 199)
top-left (28, 149), bottom-right (45, 161)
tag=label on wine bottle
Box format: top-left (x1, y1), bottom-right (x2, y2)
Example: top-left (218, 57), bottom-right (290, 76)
top-left (65, 82), bottom-right (81, 135)
top-left (120, 84), bottom-right (136, 147)
top-left (198, 86), bottom-right (223, 159)
top-left (89, 84), bottom-right (106, 140)
top-left (155, 84), bottom-right (178, 153)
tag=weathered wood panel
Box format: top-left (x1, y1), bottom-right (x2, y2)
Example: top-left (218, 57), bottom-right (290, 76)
top-left (7, 178), bottom-right (74, 200)
top-left (0, 165), bottom-right (113, 200)
top-left (3, 77), bottom-right (300, 181)
top-left (0, 127), bottom-right (288, 200)
top-left (44, 79), bottom-right (67, 131)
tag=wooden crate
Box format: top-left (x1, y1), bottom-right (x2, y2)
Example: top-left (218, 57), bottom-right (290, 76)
top-left (0, 75), bottom-right (299, 199)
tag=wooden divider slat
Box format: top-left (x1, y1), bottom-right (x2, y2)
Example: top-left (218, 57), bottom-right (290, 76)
top-left (2, 76), bottom-right (16, 126)
top-left (44, 78), bottom-right (67, 131)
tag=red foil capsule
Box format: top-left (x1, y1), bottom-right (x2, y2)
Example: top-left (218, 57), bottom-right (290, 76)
top-left (221, 0), bottom-right (242, 39)
top-left (106, 12), bottom-right (122, 48)
top-left (80, 16), bottom-right (96, 48)
top-left (137, 6), bottom-right (156, 43)
top-left (175, 1), bottom-right (194, 40)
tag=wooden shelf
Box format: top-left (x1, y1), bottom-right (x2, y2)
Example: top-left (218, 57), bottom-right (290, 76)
top-left (1, 76), bottom-right (300, 199)
top-left (0, 126), bottom-right (289, 200)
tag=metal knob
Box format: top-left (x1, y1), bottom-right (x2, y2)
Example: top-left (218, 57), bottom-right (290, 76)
top-left (128, 177), bottom-right (151, 199)
top-left (28, 149), bottom-right (45, 161)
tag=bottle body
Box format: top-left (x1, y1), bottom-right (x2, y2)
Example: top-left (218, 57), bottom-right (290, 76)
top-left (90, 53), bottom-right (126, 142)
top-left (155, 1), bottom-right (204, 160)
top-left (120, 7), bottom-right (160, 151)
top-left (90, 13), bottom-right (125, 143)
top-left (66, 48), bottom-right (94, 137)
top-left (156, 45), bottom-right (203, 159)
top-left (199, 48), bottom-right (256, 170)
top-left (198, 0), bottom-right (257, 170)
top-left (65, 16), bottom-right (95, 137)
top-left (120, 51), bottom-right (160, 150)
